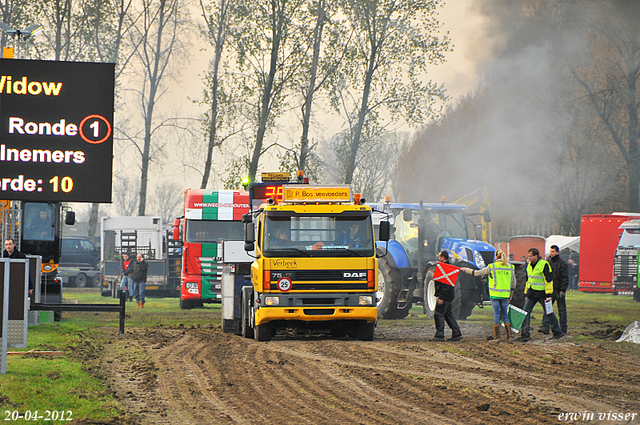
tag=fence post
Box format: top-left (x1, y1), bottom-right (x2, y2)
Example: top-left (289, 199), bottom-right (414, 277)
top-left (118, 290), bottom-right (126, 336)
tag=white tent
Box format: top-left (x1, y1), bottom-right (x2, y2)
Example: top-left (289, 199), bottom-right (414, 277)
top-left (546, 235), bottom-right (580, 255)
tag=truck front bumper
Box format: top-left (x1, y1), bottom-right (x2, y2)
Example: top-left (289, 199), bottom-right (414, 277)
top-left (255, 306), bottom-right (377, 325)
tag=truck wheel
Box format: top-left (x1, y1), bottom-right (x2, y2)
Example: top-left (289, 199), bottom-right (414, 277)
top-left (179, 298), bottom-right (194, 310)
top-left (241, 292), bottom-right (254, 339)
top-left (91, 274), bottom-right (101, 287)
top-left (634, 290), bottom-right (640, 302)
top-left (75, 273), bottom-right (88, 288)
top-left (377, 257), bottom-right (410, 320)
top-left (356, 322), bottom-right (375, 341)
top-left (423, 269), bottom-right (437, 319)
top-left (254, 322), bottom-right (275, 341)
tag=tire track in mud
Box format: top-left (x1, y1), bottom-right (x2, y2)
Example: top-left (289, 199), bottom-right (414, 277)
top-left (105, 325), bottom-right (640, 424)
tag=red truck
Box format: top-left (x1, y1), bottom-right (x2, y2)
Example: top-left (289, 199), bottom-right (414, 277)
top-left (579, 214), bottom-right (640, 293)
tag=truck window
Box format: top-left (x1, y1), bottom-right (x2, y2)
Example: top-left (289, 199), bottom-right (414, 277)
top-left (263, 213), bottom-right (373, 256)
top-left (23, 203), bottom-right (55, 241)
top-left (186, 220), bottom-right (244, 243)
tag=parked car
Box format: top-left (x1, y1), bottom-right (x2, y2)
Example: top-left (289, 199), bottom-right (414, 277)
top-left (60, 237), bottom-right (100, 270)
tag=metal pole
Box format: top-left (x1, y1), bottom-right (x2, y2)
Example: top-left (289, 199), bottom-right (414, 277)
top-left (118, 290), bottom-right (125, 336)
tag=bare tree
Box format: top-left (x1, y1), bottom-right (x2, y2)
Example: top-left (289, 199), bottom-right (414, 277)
top-left (113, 174), bottom-right (139, 216)
top-left (334, 0), bottom-right (449, 184)
top-left (128, 0), bottom-right (185, 215)
top-left (568, 1), bottom-right (640, 212)
top-left (150, 181), bottom-right (183, 224)
top-left (228, 0), bottom-right (306, 183)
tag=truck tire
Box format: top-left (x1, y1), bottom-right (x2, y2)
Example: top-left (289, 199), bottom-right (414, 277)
top-left (356, 322), bottom-right (375, 341)
top-left (241, 290), bottom-right (254, 339)
top-left (91, 274), bottom-right (101, 287)
top-left (75, 273), bottom-right (87, 288)
top-left (179, 298), bottom-right (195, 309)
top-left (254, 322), bottom-right (275, 341)
top-left (422, 269), bottom-right (437, 319)
top-left (377, 257), bottom-right (411, 320)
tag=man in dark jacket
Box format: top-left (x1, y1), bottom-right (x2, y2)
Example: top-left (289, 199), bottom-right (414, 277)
top-left (3, 238), bottom-right (32, 295)
top-left (540, 245), bottom-right (569, 335)
top-left (430, 251), bottom-right (462, 342)
top-left (131, 253), bottom-right (149, 308)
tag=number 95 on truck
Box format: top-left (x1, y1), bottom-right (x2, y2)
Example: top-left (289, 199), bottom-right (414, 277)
top-left (234, 184), bottom-right (390, 341)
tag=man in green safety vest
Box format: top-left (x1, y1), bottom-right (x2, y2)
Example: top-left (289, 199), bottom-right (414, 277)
top-left (515, 247), bottom-right (563, 342)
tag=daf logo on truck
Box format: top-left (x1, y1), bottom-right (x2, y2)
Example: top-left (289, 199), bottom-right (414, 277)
top-left (344, 272), bottom-right (367, 279)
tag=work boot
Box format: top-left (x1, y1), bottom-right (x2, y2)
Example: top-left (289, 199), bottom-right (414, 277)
top-left (136, 302), bottom-right (141, 308)
top-left (489, 324), bottom-right (500, 342)
top-left (538, 327), bottom-right (550, 335)
top-left (504, 325), bottom-right (513, 343)
top-left (140, 303), bottom-right (144, 309)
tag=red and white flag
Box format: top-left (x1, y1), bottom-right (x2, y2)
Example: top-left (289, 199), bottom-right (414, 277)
top-left (433, 262), bottom-right (460, 287)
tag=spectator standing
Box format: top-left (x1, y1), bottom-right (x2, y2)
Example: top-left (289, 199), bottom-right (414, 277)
top-left (516, 248), bottom-right (563, 342)
top-left (120, 253), bottom-right (135, 302)
top-left (568, 259), bottom-right (579, 290)
top-left (3, 238), bottom-right (32, 295)
top-left (540, 245), bottom-right (568, 335)
top-left (131, 253), bottom-right (149, 308)
top-left (429, 251), bottom-right (462, 342)
top-left (461, 249), bottom-right (515, 342)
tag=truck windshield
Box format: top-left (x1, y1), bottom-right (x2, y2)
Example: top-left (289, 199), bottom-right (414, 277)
top-left (186, 220), bottom-right (244, 243)
top-left (619, 229), bottom-right (640, 247)
top-left (23, 202), bottom-right (55, 241)
top-left (263, 213), bottom-right (374, 257)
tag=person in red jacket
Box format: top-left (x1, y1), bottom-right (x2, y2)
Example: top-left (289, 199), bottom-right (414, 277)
top-left (429, 251), bottom-right (462, 342)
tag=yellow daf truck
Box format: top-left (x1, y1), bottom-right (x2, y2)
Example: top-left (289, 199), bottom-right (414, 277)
top-left (240, 182), bottom-right (389, 341)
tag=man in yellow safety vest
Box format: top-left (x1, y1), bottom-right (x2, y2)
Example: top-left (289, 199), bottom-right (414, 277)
top-left (515, 247), bottom-right (563, 342)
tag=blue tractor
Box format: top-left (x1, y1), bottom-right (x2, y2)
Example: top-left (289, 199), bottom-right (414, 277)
top-left (374, 201), bottom-right (495, 320)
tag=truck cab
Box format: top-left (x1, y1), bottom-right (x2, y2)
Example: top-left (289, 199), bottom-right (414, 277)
top-left (613, 219), bottom-right (640, 301)
top-left (239, 183), bottom-right (389, 341)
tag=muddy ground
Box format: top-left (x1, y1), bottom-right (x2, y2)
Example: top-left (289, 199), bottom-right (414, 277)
top-left (82, 311), bottom-right (640, 425)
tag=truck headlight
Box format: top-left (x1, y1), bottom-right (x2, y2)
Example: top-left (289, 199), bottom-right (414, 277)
top-left (265, 296), bottom-right (280, 306)
top-left (474, 250), bottom-right (486, 268)
top-left (359, 295), bottom-right (373, 306)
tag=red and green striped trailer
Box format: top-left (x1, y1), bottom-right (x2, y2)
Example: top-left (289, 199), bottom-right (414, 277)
top-left (174, 189), bottom-right (250, 309)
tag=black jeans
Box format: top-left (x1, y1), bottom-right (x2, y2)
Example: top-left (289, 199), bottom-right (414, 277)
top-left (542, 293), bottom-right (567, 334)
top-left (433, 300), bottom-right (461, 338)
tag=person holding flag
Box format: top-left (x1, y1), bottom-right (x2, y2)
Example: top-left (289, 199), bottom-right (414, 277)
top-left (461, 249), bottom-right (515, 342)
top-left (429, 250), bottom-right (462, 342)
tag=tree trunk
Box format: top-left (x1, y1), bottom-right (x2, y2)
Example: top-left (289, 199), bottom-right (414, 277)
top-left (299, 0), bottom-right (325, 172)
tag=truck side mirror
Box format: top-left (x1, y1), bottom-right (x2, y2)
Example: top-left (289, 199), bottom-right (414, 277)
top-left (483, 210), bottom-right (491, 223)
top-left (244, 221), bottom-right (255, 244)
top-left (65, 211), bottom-right (75, 225)
top-left (242, 213), bottom-right (253, 223)
top-left (402, 208), bottom-right (412, 222)
top-left (172, 218), bottom-right (181, 240)
top-left (378, 221), bottom-right (390, 242)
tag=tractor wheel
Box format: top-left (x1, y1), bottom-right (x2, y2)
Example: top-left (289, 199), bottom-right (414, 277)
top-left (452, 283), bottom-right (475, 321)
top-left (422, 269), bottom-right (437, 319)
top-left (510, 263), bottom-right (527, 309)
top-left (377, 257), bottom-right (411, 320)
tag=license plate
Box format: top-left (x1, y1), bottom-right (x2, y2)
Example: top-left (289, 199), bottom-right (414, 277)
top-left (146, 286), bottom-right (159, 290)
